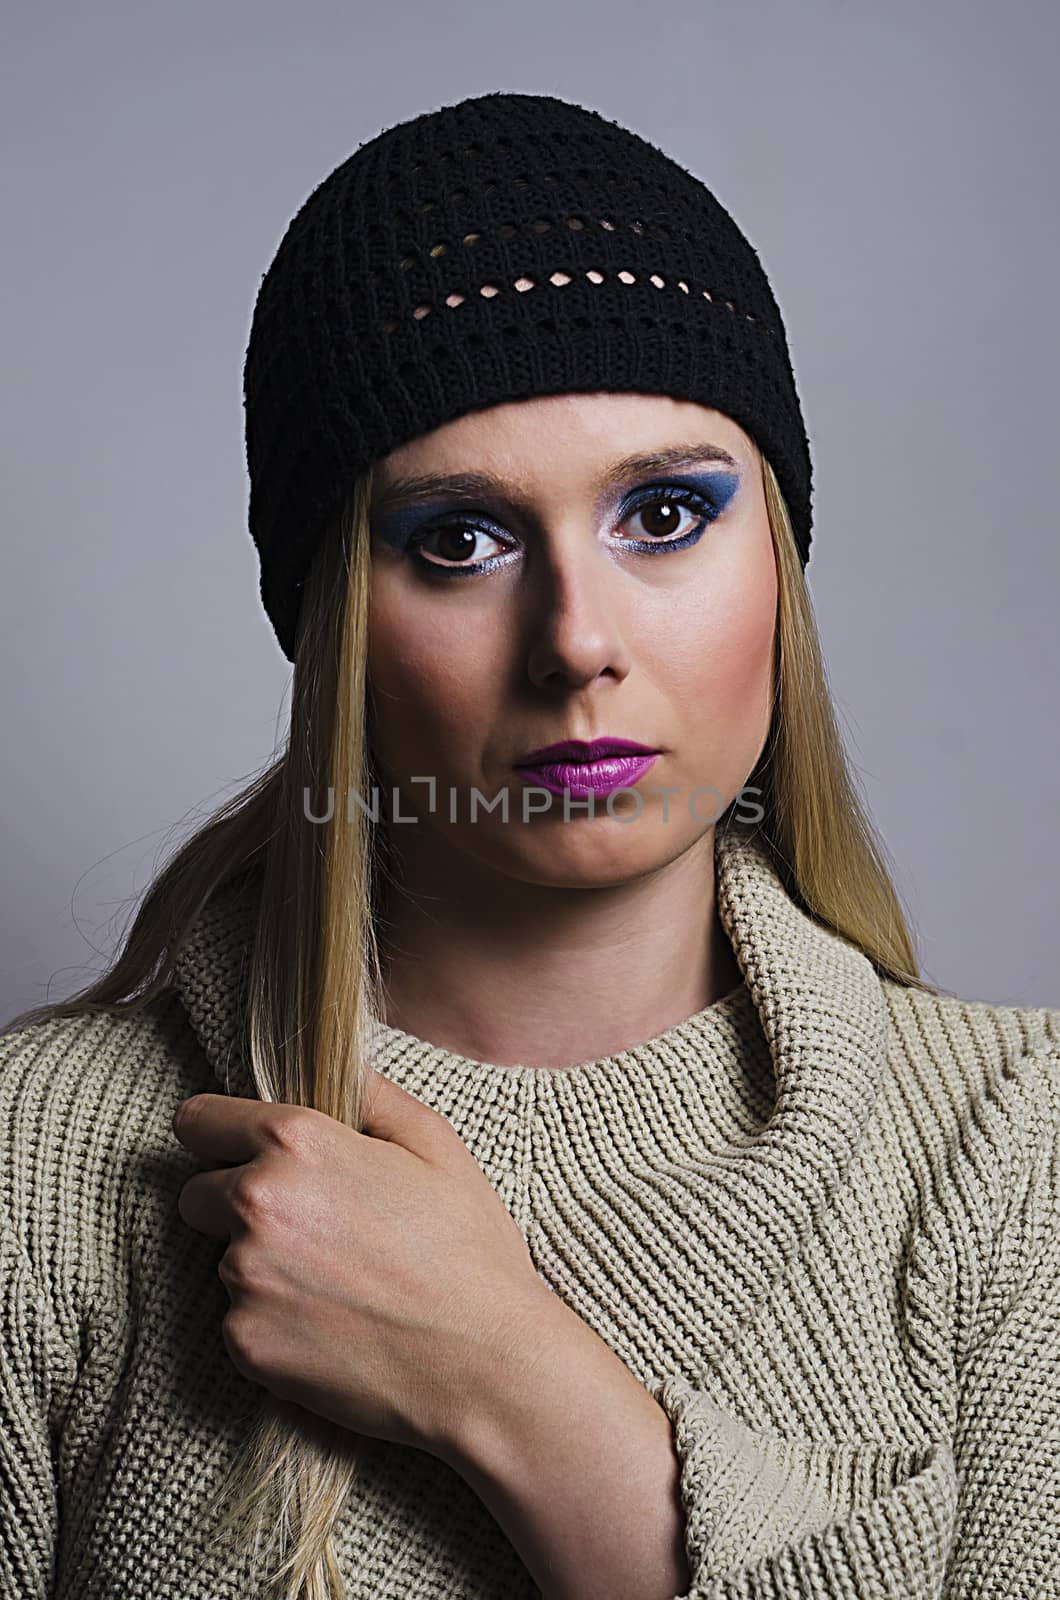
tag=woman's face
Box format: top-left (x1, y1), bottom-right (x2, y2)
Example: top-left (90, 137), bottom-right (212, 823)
top-left (365, 391), bottom-right (777, 890)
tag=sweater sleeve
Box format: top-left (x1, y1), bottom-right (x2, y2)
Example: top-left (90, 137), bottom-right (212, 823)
top-left (0, 1217), bottom-right (78, 1599)
top-left (645, 1042), bottom-right (1060, 1600)
top-left (645, 1377), bottom-right (957, 1598)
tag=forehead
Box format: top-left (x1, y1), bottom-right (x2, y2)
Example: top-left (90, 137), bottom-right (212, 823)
top-left (372, 393), bottom-right (755, 500)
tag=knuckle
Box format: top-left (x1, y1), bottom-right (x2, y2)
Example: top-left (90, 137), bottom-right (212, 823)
top-left (229, 1173), bottom-right (276, 1225)
top-left (268, 1105), bottom-right (318, 1156)
top-left (217, 1244), bottom-right (259, 1298)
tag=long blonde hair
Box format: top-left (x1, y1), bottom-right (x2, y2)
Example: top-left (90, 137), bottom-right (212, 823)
top-left (3, 449), bottom-right (938, 1597)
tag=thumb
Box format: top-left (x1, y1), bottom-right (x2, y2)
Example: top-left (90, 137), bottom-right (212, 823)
top-left (360, 1068), bottom-right (457, 1161)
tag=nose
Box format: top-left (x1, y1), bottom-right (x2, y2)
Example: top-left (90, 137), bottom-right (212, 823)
top-left (523, 537), bottom-right (634, 691)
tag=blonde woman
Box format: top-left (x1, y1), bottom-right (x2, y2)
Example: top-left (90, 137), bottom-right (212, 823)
top-left (2, 91), bottom-right (1057, 1600)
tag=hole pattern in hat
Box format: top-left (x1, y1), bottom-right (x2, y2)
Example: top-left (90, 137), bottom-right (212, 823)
top-left (379, 211), bottom-right (764, 337)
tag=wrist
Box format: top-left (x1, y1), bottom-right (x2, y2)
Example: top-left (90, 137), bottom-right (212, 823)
top-left (435, 1282), bottom-right (692, 1600)
top-left (439, 1278), bottom-right (596, 1477)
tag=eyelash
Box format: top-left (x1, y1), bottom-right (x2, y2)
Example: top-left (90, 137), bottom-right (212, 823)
top-left (405, 485), bottom-right (725, 577)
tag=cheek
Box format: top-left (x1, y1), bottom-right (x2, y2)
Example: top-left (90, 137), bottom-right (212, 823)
top-left (653, 556), bottom-right (777, 734)
top-left (367, 581), bottom-right (499, 767)
top-left (707, 588), bottom-right (776, 704)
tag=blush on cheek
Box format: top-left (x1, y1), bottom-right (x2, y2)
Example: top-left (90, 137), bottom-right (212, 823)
top-left (718, 592), bottom-right (775, 699)
top-left (672, 570), bottom-right (774, 686)
top-left (710, 534), bottom-right (778, 695)
top-left (659, 572), bottom-right (776, 792)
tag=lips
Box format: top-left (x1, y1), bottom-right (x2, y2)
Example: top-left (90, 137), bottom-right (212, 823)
top-left (512, 737), bottom-right (661, 801)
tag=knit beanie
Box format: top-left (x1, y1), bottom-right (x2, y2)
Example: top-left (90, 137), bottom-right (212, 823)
top-left (243, 91), bottom-right (813, 661)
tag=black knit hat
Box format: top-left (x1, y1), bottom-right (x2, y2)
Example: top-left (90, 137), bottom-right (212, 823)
top-left (243, 91), bottom-right (813, 661)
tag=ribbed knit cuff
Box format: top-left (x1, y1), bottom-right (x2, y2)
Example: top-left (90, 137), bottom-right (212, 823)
top-left (646, 1372), bottom-right (957, 1595)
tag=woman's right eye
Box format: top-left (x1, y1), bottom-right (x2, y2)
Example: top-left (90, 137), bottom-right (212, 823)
top-left (408, 522), bottom-right (511, 573)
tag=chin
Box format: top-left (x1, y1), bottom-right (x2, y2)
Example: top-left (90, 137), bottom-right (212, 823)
top-left (480, 824), bottom-right (701, 890)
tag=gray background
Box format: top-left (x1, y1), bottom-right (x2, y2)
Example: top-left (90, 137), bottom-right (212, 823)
top-left (3, 0), bottom-right (1057, 1022)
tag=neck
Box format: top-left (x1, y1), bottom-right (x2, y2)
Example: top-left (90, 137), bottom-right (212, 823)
top-left (375, 826), bottom-right (742, 1071)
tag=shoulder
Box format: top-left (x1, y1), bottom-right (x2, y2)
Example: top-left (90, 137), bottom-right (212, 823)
top-left (878, 978), bottom-right (1059, 1350)
top-left (0, 991), bottom-right (214, 1148)
top-left (0, 994), bottom-right (215, 1327)
top-left (880, 976), bottom-right (1059, 1123)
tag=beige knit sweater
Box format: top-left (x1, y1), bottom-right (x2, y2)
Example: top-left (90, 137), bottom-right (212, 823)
top-left (1, 824), bottom-right (1058, 1598)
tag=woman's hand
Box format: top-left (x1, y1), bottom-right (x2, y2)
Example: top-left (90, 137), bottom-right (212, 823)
top-left (172, 1071), bottom-right (552, 1461)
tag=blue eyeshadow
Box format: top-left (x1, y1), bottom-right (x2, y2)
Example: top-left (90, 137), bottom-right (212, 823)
top-left (371, 468), bottom-right (741, 550)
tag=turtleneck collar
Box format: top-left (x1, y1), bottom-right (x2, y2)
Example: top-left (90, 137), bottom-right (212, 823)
top-left (170, 825), bottom-right (891, 1361)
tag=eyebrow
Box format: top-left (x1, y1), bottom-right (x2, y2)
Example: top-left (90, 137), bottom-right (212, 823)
top-left (369, 442), bottom-right (742, 514)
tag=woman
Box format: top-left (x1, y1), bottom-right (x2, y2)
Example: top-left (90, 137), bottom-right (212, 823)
top-left (2, 90), bottom-right (1057, 1600)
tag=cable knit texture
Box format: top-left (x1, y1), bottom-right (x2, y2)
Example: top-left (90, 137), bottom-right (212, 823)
top-left (1, 823), bottom-right (1058, 1597)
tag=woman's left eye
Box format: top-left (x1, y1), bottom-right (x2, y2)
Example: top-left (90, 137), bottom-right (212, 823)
top-left (619, 487), bottom-right (719, 549)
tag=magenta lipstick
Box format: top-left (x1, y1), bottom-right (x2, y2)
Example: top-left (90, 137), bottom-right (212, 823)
top-left (513, 737), bottom-right (660, 800)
